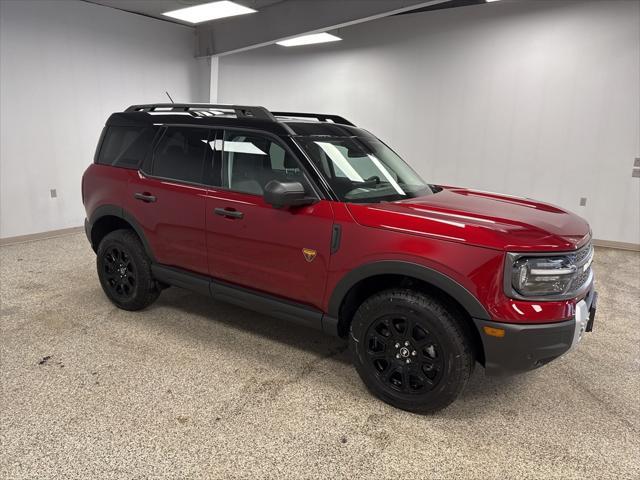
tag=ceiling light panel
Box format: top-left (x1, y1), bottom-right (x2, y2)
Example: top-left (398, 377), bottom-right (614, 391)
top-left (163, 1), bottom-right (256, 24)
top-left (276, 33), bottom-right (342, 47)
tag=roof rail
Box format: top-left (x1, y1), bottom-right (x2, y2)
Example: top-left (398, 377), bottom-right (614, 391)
top-left (271, 111), bottom-right (355, 126)
top-left (125, 103), bottom-right (276, 121)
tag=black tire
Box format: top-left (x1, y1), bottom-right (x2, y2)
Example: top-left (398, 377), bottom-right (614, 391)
top-left (350, 289), bottom-right (474, 413)
top-left (96, 229), bottom-right (160, 311)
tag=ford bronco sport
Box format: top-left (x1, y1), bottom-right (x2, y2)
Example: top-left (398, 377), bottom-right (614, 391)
top-left (82, 103), bottom-right (597, 413)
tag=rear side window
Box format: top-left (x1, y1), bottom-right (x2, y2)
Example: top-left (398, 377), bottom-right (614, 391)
top-left (97, 126), bottom-right (155, 169)
top-left (152, 127), bottom-right (210, 184)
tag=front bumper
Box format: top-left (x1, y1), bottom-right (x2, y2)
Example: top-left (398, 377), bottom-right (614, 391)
top-left (474, 289), bottom-right (597, 376)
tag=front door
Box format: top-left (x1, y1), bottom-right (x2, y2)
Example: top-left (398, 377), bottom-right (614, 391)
top-left (204, 129), bottom-right (334, 308)
top-left (127, 126), bottom-right (212, 276)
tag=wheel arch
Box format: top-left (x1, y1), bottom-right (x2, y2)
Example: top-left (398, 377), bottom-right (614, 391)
top-left (326, 261), bottom-right (491, 362)
top-left (88, 205), bottom-right (155, 261)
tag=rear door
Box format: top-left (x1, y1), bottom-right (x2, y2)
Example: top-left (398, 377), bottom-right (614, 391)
top-left (126, 126), bottom-right (212, 275)
top-left (204, 129), bottom-right (334, 308)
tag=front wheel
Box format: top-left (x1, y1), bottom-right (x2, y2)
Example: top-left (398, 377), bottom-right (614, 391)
top-left (350, 289), bottom-right (474, 413)
top-left (96, 229), bottom-right (160, 311)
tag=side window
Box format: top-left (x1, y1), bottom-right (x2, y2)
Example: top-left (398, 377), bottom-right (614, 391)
top-left (221, 130), bottom-right (308, 196)
top-left (97, 126), bottom-right (155, 168)
top-left (152, 127), bottom-right (209, 183)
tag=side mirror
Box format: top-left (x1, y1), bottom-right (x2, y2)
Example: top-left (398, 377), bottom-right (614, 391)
top-left (264, 180), bottom-right (316, 209)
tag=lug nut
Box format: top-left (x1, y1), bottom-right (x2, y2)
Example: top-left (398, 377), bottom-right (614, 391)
top-left (396, 354), bottom-right (400, 359)
top-left (411, 350), bottom-right (417, 356)
top-left (404, 341), bottom-right (410, 346)
top-left (394, 343), bottom-right (400, 348)
top-left (406, 359), bottom-right (411, 364)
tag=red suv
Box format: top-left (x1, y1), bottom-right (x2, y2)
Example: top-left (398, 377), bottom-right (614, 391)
top-left (82, 103), bottom-right (597, 412)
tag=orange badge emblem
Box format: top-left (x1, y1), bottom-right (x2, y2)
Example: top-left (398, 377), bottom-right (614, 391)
top-left (302, 248), bottom-right (317, 262)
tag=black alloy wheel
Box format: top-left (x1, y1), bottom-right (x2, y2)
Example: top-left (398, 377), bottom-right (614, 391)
top-left (101, 246), bottom-right (137, 299)
top-left (364, 314), bottom-right (444, 394)
top-left (351, 289), bottom-right (475, 413)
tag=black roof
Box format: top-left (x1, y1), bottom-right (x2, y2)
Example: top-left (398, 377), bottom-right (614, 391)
top-left (105, 104), bottom-right (372, 137)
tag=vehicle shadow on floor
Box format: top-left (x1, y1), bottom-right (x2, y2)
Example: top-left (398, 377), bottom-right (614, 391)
top-left (153, 287), bottom-right (352, 363)
top-left (146, 286), bottom-right (528, 415)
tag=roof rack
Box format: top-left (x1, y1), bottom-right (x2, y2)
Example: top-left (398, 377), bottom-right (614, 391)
top-left (124, 104), bottom-right (356, 127)
top-left (125, 103), bottom-right (276, 121)
top-left (271, 111), bottom-right (355, 126)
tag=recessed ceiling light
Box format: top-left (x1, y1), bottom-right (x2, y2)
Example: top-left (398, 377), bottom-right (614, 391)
top-left (163, 1), bottom-right (256, 24)
top-left (276, 32), bottom-right (342, 47)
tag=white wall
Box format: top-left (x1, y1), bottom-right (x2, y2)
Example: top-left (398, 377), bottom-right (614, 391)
top-left (216, 0), bottom-right (640, 245)
top-left (0, 0), bottom-right (209, 238)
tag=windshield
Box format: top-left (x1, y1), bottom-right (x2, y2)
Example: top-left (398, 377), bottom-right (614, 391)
top-left (296, 136), bottom-right (432, 203)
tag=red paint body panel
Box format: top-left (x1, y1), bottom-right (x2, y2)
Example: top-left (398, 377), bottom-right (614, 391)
top-left (82, 164), bottom-right (128, 216)
top-left (205, 190), bottom-right (334, 308)
top-left (348, 187), bottom-right (591, 252)
top-left (126, 171), bottom-right (208, 275)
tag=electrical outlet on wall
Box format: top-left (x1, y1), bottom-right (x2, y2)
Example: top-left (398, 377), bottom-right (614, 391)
top-left (50, 189), bottom-right (57, 198)
top-left (579, 197), bottom-right (587, 207)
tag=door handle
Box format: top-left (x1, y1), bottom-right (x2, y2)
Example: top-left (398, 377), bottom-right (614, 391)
top-left (134, 192), bottom-right (157, 203)
top-left (214, 207), bottom-right (244, 219)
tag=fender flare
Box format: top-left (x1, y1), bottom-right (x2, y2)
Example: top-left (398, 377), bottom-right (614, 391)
top-left (327, 260), bottom-right (491, 321)
top-left (88, 204), bottom-right (156, 261)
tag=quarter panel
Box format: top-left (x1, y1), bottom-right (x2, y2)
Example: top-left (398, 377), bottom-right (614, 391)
top-left (82, 164), bottom-right (129, 218)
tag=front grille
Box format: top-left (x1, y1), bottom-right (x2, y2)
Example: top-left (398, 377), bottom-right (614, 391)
top-left (574, 242), bottom-right (593, 264)
top-left (568, 242), bottom-right (593, 294)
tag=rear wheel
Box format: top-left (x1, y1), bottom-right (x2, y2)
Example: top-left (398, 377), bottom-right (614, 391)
top-left (96, 229), bottom-right (160, 311)
top-left (350, 289), bottom-right (474, 413)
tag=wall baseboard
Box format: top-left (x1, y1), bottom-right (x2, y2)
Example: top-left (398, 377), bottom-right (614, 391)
top-left (593, 239), bottom-right (640, 252)
top-left (0, 226), bottom-right (84, 246)
top-left (1, 227), bottom-right (638, 252)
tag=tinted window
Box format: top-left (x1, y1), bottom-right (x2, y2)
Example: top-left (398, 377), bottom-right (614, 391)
top-left (152, 127), bottom-right (209, 183)
top-left (220, 131), bottom-right (308, 195)
top-left (97, 126), bottom-right (155, 168)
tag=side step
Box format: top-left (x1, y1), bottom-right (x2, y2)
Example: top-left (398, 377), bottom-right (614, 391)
top-left (151, 264), bottom-right (328, 333)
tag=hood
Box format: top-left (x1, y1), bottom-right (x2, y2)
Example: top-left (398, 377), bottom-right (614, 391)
top-left (347, 187), bottom-right (591, 252)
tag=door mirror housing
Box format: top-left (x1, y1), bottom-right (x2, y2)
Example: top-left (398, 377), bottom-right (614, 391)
top-left (264, 180), bottom-right (316, 208)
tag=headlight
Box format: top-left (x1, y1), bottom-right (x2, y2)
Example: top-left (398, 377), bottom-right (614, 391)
top-left (505, 244), bottom-right (594, 300)
top-left (511, 256), bottom-right (576, 296)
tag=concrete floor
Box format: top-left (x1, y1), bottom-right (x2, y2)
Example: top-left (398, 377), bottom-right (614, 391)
top-left (1, 232), bottom-right (638, 479)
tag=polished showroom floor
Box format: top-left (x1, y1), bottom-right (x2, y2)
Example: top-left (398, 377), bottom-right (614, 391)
top-left (1, 233), bottom-right (638, 479)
